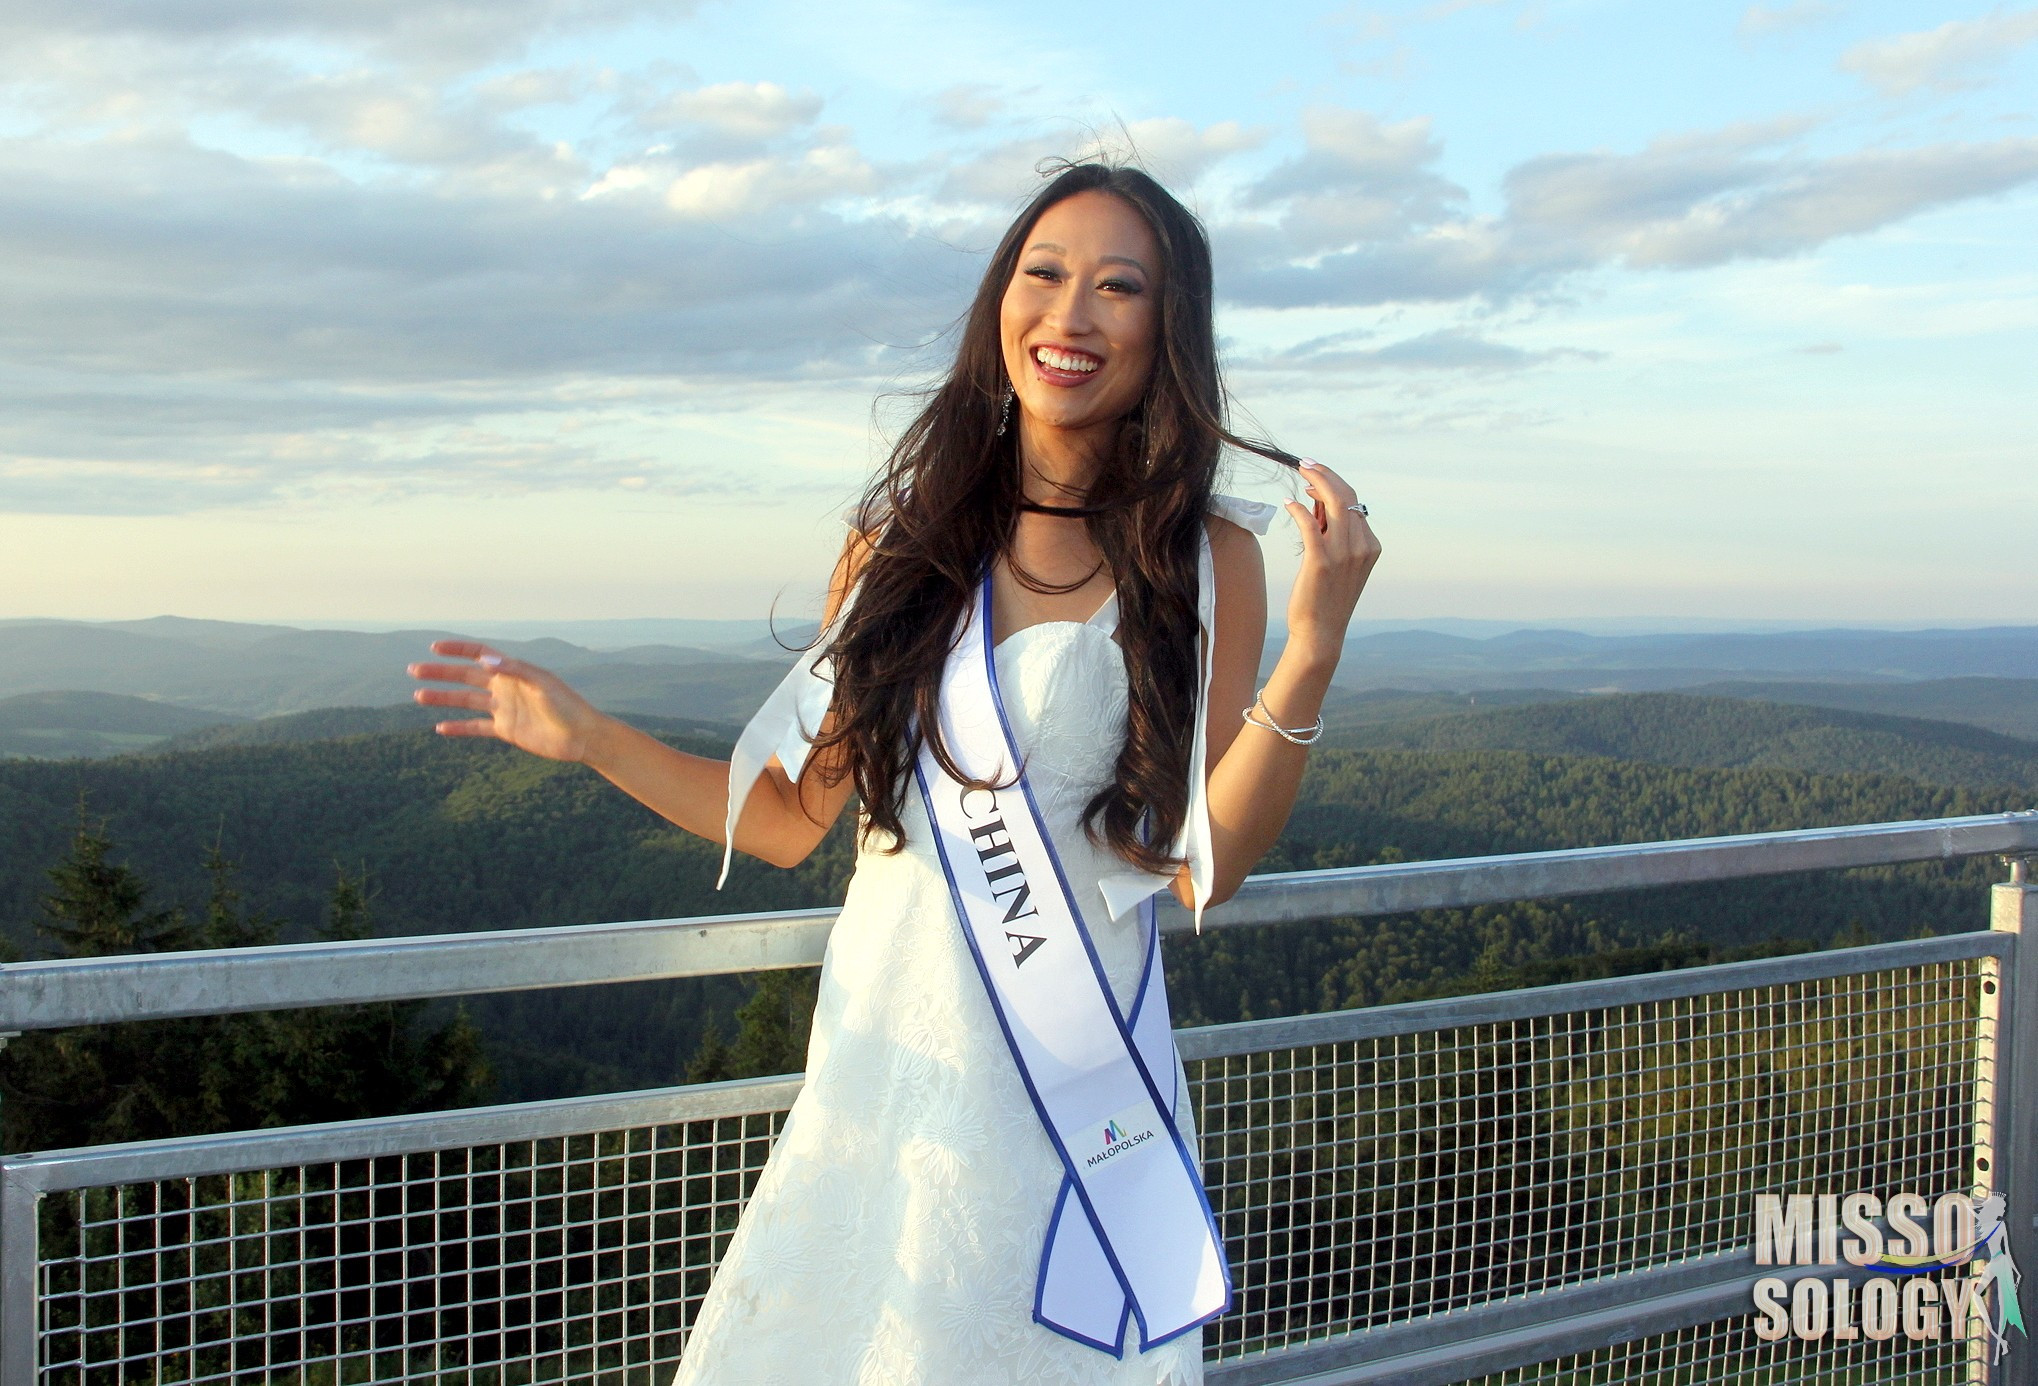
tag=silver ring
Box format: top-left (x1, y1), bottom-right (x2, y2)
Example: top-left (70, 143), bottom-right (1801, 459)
top-left (1347, 503), bottom-right (1369, 516)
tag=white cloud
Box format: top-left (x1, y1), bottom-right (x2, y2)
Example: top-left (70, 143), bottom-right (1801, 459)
top-left (0, 0), bottom-right (687, 72)
top-left (1117, 117), bottom-right (1267, 187)
top-left (1252, 327), bottom-right (1598, 373)
top-left (661, 138), bottom-right (877, 220)
top-left (1840, 9), bottom-right (2038, 97)
top-left (933, 119), bottom-right (1261, 208)
top-left (1507, 133), bottom-right (2038, 270)
top-left (640, 81), bottom-right (823, 142)
top-left (931, 84), bottom-right (1000, 131)
top-left (1224, 113), bottom-right (2038, 307)
top-left (1737, 2), bottom-right (1839, 39)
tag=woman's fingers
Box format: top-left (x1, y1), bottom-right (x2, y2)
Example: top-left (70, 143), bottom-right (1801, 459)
top-left (1298, 460), bottom-right (1363, 538)
top-left (1284, 499), bottom-right (1327, 559)
top-left (1297, 459), bottom-right (1379, 562)
top-left (414, 686), bottom-right (490, 712)
top-left (428, 638), bottom-right (500, 661)
top-left (408, 660), bottom-right (492, 688)
top-left (433, 717), bottom-right (501, 738)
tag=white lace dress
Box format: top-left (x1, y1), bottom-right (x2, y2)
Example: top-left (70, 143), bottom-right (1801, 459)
top-left (672, 597), bottom-right (1204, 1385)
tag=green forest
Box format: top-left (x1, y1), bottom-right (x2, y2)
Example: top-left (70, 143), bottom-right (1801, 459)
top-left (1, 691), bottom-right (2032, 1154)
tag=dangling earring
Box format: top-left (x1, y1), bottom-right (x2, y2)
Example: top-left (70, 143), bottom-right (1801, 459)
top-left (995, 381), bottom-right (1013, 438)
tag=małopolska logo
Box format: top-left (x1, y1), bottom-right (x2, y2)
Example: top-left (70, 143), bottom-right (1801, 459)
top-left (1752, 1191), bottom-right (2025, 1359)
top-left (1086, 1110), bottom-right (1154, 1169)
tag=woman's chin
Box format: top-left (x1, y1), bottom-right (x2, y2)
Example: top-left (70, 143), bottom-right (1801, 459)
top-left (1020, 401), bottom-right (1134, 438)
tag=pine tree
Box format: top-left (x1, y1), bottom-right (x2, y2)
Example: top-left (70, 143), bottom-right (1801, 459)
top-left (708, 969), bottom-right (818, 1081)
top-left (38, 798), bottom-right (189, 956)
top-left (686, 1025), bottom-right (735, 1085)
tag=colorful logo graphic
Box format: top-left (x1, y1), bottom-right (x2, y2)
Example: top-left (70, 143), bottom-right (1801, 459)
top-left (1101, 1119), bottom-right (1129, 1148)
top-left (1871, 1193), bottom-right (2024, 1360)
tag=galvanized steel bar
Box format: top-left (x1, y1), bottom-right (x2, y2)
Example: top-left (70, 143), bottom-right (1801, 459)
top-left (0, 1074), bottom-right (803, 1194)
top-left (0, 906), bottom-right (837, 1032)
top-left (1174, 809), bottom-right (2038, 934)
top-left (3, 810), bottom-right (2033, 1033)
top-left (1176, 929), bottom-right (2009, 1060)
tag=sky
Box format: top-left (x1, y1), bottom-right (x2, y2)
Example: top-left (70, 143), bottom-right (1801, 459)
top-left (0, 0), bottom-right (2033, 629)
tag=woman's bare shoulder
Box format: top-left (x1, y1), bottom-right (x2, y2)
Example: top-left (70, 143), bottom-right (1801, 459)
top-left (1205, 512), bottom-right (1267, 578)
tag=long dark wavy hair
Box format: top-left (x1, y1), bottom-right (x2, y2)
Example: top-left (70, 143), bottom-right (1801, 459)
top-left (812, 162), bottom-right (1295, 873)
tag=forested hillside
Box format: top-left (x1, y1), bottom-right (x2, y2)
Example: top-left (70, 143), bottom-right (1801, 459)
top-left (4, 716), bottom-right (2024, 1112)
top-left (1326, 692), bottom-right (2038, 793)
top-left (1684, 677), bottom-right (2038, 742)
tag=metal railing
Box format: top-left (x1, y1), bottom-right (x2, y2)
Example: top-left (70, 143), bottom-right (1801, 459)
top-left (4, 809), bottom-right (2037, 1385)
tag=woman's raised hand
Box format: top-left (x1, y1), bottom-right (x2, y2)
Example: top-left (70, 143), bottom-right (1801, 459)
top-left (1282, 458), bottom-right (1382, 661)
top-left (407, 640), bottom-right (606, 763)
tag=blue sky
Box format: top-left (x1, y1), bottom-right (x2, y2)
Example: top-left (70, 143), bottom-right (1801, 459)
top-left (1, 0), bottom-right (2032, 627)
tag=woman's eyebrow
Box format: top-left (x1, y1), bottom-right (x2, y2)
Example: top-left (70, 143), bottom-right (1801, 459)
top-left (1024, 241), bottom-right (1150, 277)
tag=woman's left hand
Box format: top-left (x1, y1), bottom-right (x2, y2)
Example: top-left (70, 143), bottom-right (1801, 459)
top-left (1281, 458), bottom-right (1381, 662)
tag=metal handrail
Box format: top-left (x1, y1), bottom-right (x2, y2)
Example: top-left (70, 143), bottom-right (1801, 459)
top-left (4, 810), bottom-right (2034, 1032)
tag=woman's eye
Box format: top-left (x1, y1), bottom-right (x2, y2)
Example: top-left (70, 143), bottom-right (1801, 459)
top-left (1101, 278), bottom-right (1143, 295)
top-left (1025, 266), bottom-right (1060, 282)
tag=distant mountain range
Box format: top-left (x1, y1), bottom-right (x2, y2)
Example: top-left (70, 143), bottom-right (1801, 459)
top-left (1322, 625), bottom-right (2038, 689)
top-left (4, 617), bottom-right (2038, 760)
top-left (0, 616), bottom-right (793, 729)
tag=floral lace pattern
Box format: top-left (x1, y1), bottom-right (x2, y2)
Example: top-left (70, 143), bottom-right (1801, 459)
top-left (673, 621), bottom-right (1203, 1386)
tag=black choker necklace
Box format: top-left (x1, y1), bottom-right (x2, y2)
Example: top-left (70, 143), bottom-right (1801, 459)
top-left (1017, 499), bottom-right (1106, 518)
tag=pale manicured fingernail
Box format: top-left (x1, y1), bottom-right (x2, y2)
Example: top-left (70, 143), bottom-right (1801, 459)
top-left (479, 654), bottom-right (503, 669)
top-left (1299, 457), bottom-right (1321, 470)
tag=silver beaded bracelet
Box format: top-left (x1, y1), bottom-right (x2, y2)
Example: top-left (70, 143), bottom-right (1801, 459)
top-left (1241, 689), bottom-right (1324, 746)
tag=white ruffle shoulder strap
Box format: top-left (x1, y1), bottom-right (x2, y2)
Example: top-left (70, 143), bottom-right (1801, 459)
top-left (719, 493), bottom-right (1278, 907)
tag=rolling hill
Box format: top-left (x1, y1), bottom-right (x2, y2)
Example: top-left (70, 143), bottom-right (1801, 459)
top-left (1681, 677), bottom-right (2038, 742)
top-left (0, 690), bottom-right (243, 759)
top-left (1325, 692), bottom-right (2038, 795)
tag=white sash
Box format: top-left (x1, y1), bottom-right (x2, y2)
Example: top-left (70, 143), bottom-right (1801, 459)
top-left (914, 573), bottom-right (1227, 1353)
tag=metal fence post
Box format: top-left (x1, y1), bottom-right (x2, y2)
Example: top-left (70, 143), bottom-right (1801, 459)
top-left (1991, 858), bottom-right (2038, 1386)
top-left (0, 1162), bottom-right (38, 1386)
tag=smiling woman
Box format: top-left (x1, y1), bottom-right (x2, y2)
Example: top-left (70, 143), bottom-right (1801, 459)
top-left (409, 160), bottom-right (1381, 1384)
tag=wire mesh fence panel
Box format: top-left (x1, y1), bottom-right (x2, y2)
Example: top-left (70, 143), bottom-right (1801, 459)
top-left (33, 1110), bottom-right (785, 1386)
top-left (1188, 959), bottom-right (1987, 1362)
top-left (15, 953), bottom-right (1989, 1383)
top-left (1444, 1311), bottom-right (1977, 1385)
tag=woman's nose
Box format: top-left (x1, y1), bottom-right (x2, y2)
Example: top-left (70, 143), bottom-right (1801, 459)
top-left (1047, 282), bottom-right (1095, 335)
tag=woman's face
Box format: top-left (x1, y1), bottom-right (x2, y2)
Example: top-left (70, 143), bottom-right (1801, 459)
top-left (999, 189), bottom-right (1162, 452)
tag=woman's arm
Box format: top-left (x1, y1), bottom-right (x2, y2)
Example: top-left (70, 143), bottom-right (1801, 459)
top-left (408, 533), bottom-right (868, 869)
top-left (1176, 462), bottom-right (1380, 907)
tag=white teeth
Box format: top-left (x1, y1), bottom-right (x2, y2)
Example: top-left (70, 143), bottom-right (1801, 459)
top-left (1035, 347), bottom-right (1098, 373)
